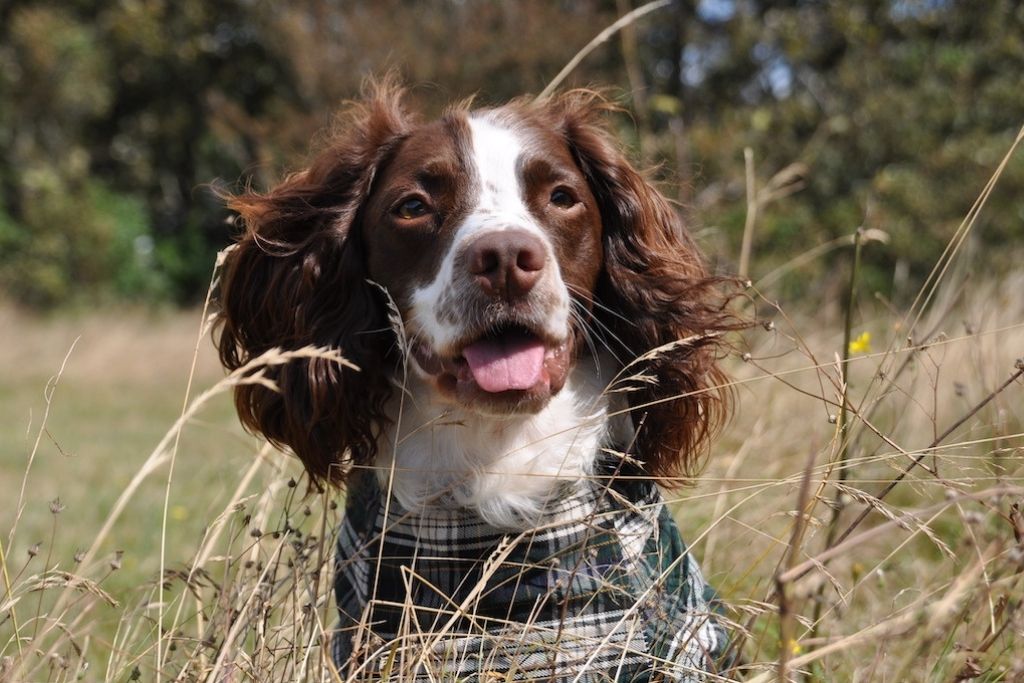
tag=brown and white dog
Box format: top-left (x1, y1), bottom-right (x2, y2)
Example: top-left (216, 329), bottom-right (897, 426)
top-left (216, 81), bottom-right (737, 675)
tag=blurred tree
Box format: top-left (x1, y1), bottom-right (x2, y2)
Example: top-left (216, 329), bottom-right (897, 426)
top-left (94, 0), bottom-right (300, 301)
top-left (625, 0), bottom-right (1024, 306)
top-left (0, 0), bottom-right (295, 305)
top-left (0, 4), bottom-right (128, 306)
top-left (0, 0), bottom-right (1021, 308)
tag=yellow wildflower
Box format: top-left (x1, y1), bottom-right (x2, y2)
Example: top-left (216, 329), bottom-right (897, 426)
top-left (849, 331), bottom-right (872, 355)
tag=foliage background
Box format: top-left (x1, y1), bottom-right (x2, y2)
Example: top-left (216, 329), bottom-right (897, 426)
top-left (1, 0), bottom-right (1022, 309)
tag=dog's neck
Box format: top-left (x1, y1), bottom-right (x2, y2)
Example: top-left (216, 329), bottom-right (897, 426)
top-left (374, 355), bottom-right (628, 529)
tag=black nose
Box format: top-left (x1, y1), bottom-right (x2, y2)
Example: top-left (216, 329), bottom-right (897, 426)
top-left (465, 230), bottom-right (546, 299)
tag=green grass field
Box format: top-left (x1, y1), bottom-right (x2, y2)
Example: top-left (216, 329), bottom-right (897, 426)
top-left (0, 307), bottom-right (270, 648)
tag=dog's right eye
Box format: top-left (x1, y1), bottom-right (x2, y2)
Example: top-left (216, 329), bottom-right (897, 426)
top-left (394, 197), bottom-right (430, 220)
top-left (550, 188), bottom-right (577, 209)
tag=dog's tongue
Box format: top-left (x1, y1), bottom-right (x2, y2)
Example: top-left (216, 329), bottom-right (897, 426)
top-left (462, 332), bottom-right (545, 393)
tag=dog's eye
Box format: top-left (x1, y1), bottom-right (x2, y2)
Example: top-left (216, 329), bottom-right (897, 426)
top-left (394, 197), bottom-right (430, 220)
top-left (550, 188), bottom-right (577, 209)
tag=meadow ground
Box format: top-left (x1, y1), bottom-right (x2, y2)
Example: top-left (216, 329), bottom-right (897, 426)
top-left (1, 262), bottom-right (1022, 681)
top-left (0, 305), bottom-right (261, 599)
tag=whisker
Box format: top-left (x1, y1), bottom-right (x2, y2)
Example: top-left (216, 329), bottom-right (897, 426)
top-left (565, 283), bottom-right (637, 329)
top-left (567, 306), bottom-right (606, 371)
top-left (568, 296), bottom-right (631, 362)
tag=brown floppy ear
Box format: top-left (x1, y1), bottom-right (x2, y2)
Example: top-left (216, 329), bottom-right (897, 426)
top-left (216, 81), bottom-right (412, 487)
top-left (550, 92), bottom-right (739, 484)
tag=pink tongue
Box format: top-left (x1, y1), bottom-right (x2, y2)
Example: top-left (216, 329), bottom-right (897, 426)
top-left (461, 333), bottom-right (546, 393)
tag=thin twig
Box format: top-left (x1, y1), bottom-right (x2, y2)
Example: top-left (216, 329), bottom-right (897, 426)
top-left (738, 147), bottom-right (757, 279)
top-left (776, 447), bottom-right (819, 681)
top-left (540, 0), bottom-right (672, 98)
top-left (805, 228), bottom-right (863, 674)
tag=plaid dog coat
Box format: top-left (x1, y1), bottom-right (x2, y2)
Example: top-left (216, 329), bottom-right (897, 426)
top-left (331, 463), bottom-right (727, 681)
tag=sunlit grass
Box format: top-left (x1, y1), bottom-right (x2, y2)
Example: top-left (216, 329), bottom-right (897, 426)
top-left (1, 262), bottom-right (1021, 680)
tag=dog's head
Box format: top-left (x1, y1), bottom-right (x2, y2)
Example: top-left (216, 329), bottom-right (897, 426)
top-left (216, 81), bottom-right (736, 487)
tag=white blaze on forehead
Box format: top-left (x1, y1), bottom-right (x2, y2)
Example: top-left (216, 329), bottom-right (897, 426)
top-left (466, 115), bottom-right (535, 226)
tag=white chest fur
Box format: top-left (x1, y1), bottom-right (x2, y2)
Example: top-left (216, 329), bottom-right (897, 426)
top-left (374, 359), bottom-right (620, 529)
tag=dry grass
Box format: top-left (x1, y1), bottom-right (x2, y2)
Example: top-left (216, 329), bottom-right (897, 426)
top-left (706, 269), bottom-right (1024, 680)
top-left (2, 205), bottom-right (1024, 682)
top-left (1, 260), bottom-right (1021, 681)
top-left (3, 206), bottom-right (1023, 682)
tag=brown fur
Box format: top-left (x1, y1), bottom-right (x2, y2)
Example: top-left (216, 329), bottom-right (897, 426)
top-left (216, 81), bottom-right (740, 489)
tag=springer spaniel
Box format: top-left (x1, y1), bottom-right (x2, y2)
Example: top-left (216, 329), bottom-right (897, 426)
top-left (217, 82), bottom-right (736, 681)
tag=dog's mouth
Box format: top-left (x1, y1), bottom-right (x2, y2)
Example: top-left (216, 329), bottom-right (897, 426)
top-left (411, 323), bottom-right (572, 408)
top-left (460, 325), bottom-right (550, 392)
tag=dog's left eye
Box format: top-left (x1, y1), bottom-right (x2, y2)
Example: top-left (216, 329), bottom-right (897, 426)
top-left (394, 197), bottom-right (430, 220)
top-left (550, 188), bottom-right (577, 209)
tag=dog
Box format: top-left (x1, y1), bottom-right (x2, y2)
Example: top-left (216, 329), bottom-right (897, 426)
top-left (216, 81), bottom-right (737, 681)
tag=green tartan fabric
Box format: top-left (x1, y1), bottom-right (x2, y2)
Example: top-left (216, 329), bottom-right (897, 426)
top-left (331, 463), bottom-right (727, 681)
